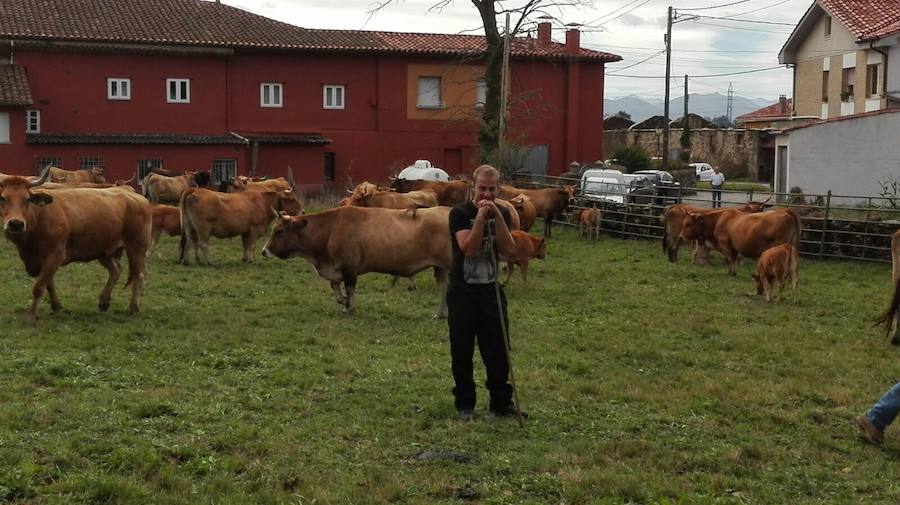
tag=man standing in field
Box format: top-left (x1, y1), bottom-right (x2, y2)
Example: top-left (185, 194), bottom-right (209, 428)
top-left (710, 166), bottom-right (725, 208)
top-left (857, 382), bottom-right (900, 446)
top-left (447, 164), bottom-right (523, 421)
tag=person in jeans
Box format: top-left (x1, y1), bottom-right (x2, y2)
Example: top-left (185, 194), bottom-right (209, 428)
top-left (447, 164), bottom-right (523, 421)
top-left (710, 166), bottom-right (725, 208)
top-left (857, 382), bottom-right (900, 445)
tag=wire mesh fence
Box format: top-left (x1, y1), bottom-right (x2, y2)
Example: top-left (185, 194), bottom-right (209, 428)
top-left (509, 173), bottom-right (900, 263)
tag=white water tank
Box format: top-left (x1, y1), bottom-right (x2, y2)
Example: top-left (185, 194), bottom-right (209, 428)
top-left (397, 160), bottom-right (450, 181)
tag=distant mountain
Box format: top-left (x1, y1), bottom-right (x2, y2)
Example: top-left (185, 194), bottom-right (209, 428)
top-left (605, 93), bottom-right (776, 123)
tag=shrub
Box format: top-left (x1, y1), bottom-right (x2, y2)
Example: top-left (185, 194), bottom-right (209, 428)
top-left (610, 144), bottom-right (652, 172)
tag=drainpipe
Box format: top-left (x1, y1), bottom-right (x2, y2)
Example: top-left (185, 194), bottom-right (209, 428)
top-left (870, 41), bottom-right (889, 106)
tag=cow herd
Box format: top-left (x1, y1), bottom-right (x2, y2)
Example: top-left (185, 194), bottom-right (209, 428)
top-left (0, 165), bottom-right (896, 345)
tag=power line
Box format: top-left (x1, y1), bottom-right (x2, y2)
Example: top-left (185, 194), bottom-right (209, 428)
top-left (595, 0), bottom-right (655, 28)
top-left (677, 0), bottom-right (751, 11)
top-left (607, 50), bottom-right (667, 73)
top-left (583, 42), bottom-right (779, 53)
top-left (730, 0), bottom-right (794, 17)
top-left (691, 14), bottom-right (797, 26)
top-left (689, 20), bottom-right (793, 34)
top-left (584, 0), bottom-right (648, 26)
top-left (607, 65), bottom-right (786, 78)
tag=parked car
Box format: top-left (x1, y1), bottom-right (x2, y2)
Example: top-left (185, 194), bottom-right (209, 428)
top-left (632, 169), bottom-right (683, 205)
top-left (689, 162), bottom-right (716, 182)
top-left (579, 168), bottom-right (627, 204)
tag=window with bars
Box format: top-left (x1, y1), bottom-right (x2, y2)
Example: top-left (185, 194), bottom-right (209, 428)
top-left (25, 110), bottom-right (40, 133)
top-left (79, 156), bottom-right (105, 170)
top-left (34, 157), bottom-right (62, 175)
top-left (212, 159), bottom-right (237, 185)
top-left (137, 158), bottom-right (164, 184)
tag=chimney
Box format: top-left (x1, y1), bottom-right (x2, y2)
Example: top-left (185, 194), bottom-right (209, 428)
top-left (778, 94), bottom-right (787, 114)
top-left (565, 27), bottom-right (581, 54)
top-left (537, 22), bottom-right (552, 46)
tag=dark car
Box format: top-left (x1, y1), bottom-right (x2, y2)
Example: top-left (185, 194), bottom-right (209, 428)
top-left (632, 170), bottom-right (682, 205)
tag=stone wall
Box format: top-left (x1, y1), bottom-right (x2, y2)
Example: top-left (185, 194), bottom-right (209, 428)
top-left (603, 128), bottom-right (763, 179)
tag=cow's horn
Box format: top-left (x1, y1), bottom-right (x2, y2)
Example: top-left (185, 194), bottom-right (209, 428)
top-left (29, 165), bottom-right (52, 187)
top-left (346, 188), bottom-right (353, 194)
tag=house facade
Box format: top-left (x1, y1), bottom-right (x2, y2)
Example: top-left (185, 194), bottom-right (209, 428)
top-left (0, 0), bottom-right (620, 189)
top-left (779, 0), bottom-right (900, 120)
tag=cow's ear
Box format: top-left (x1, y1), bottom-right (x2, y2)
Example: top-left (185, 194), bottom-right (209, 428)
top-left (291, 218), bottom-right (308, 230)
top-left (28, 192), bottom-right (53, 206)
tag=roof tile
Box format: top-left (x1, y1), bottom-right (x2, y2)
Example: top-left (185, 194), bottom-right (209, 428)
top-left (0, 0), bottom-right (621, 61)
top-left (819, 0), bottom-right (900, 41)
top-left (736, 99), bottom-right (793, 121)
top-left (0, 65), bottom-right (33, 106)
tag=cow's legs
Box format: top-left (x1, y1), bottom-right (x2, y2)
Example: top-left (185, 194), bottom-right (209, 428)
top-left (544, 216), bottom-right (552, 238)
top-left (241, 233), bottom-right (253, 262)
top-left (46, 278), bottom-right (63, 313)
top-left (123, 239), bottom-right (148, 315)
top-left (501, 262), bottom-right (515, 286)
top-left (97, 255), bottom-right (123, 312)
top-left (520, 261), bottom-right (530, 285)
top-left (28, 262), bottom-right (61, 320)
top-left (433, 267), bottom-right (448, 319)
top-left (330, 280), bottom-right (348, 306)
top-left (343, 275), bottom-right (358, 314)
top-left (197, 230), bottom-right (212, 265)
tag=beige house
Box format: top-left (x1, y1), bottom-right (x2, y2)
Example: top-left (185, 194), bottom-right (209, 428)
top-left (779, 0), bottom-right (900, 119)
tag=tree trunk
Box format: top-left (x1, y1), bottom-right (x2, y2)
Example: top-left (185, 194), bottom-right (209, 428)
top-left (475, 0), bottom-right (502, 165)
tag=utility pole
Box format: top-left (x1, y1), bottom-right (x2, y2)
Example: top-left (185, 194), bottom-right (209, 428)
top-left (662, 6), bottom-right (674, 169)
top-left (498, 12), bottom-right (511, 174)
top-left (683, 74), bottom-right (689, 123)
top-left (726, 82), bottom-right (734, 123)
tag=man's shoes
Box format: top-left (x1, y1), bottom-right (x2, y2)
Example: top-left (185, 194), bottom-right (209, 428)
top-left (856, 414), bottom-right (884, 446)
top-left (491, 404), bottom-right (528, 419)
top-left (457, 409), bottom-right (475, 422)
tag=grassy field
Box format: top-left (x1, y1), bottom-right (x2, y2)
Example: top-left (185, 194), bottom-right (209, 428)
top-left (0, 222), bottom-right (897, 504)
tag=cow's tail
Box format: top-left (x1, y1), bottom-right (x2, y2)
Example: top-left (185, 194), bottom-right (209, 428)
top-left (179, 188), bottom-right (198, 262)
top-left (787, 208), bottom-right (802, 250)
top-left (875, 278), bottom-right (900, 343)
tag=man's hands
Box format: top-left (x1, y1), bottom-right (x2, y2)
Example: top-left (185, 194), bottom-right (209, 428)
top-left (476, 199), bottom-right (500, 218)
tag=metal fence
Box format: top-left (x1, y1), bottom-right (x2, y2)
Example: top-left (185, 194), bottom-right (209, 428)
top-left (510, 174), bottom-right (900, 263)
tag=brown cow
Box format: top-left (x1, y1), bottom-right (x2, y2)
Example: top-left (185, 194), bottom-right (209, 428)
top-left (509, 193), bottom-right (537, 232)
top-left (391, 178), bottom-right (470, 207)
top-left (345, 182), bottom-right (439, 208)
top-left (878, 230), bottom-right (900, 344)
top-left (148, 204), bottom-right (182, 259)
top-left (0, 169), bottom-right (150, 319)
top-left (499, 185), bottom-right (574, 238)
top-left (180, 188), bottom-right (303, 264)
top-left (578, 208), bottom-right (602, 240)
top-left (224, 175), bottom-right (293, 193)
top-left (679, 207), bottom-right (801, 276)
top-left (47, 166), bottom-right (106, 184)
top-left (500, 230), bottom-right (546, 286)
top-left (261, 206), bottom-right (452, 317)
top-left (142, 170), bottom-right (211, 203)
top-left (893, 229), bottom-right (900, 285)
top-left (662, 201), bottom-right (768, 263)
top-left (752, 244), bottom-right (799, 302)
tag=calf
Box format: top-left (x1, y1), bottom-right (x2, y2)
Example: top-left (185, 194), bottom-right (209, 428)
top-left (752, 244), bottom-right (799, 302)
top-left (500, 231), bottom-right (546, 286)
top-left (578, 208), bottom-right (602, 240)
top-left (509, 193), bottom-right (537, 232)
top-left (148, 204), bottom-right (182, 259)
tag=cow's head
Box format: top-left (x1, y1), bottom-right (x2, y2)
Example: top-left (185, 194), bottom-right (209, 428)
top-left (274, 189), bottom-right (304, 216)
top-left (222, 176), bottom-right (248, 193)
top-left (563, 185), bottom-right (577, 204)
top-left (741, 196), bottom-right (771, 213)
top-left (87, 167), bottom-right (106, 183)
top-left (0, 169), bottom-right (53, 234)
top-left (510, 193), bottom-right (530, 212)
top-left (751, 273), bottom-right (765, 295)
top-left (389, 177), bottom-right (405, 192)
top-left (192, 171), bottom-right (211, 188)
top-left (262, 212), bottom-right (308, 259)
top-left (345, 182), bottom-right (379, 207)
top-left (679, 211), bottom-right (704, 242)
top-left (531, 236), bottom-right (547, 260)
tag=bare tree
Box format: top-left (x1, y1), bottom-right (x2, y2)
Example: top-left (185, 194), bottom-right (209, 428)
top-left (369, 0), bottom-right (592, 164)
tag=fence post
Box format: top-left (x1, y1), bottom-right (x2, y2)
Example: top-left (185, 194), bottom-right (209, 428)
top-left (863, 196), bottom-right (872, 260)
top-left (748, 189), bottom-right (754, 204)
top-left (819, 190), bottom-right (831, 259)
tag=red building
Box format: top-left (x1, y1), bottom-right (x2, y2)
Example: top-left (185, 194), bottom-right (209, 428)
top-left (0, 0), bottom-right (620, 189)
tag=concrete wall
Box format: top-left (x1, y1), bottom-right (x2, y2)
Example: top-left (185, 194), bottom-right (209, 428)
top-left (603, 128), bottom-right (762, 178)
top-left (777, 111), bottom-right (900, 198)
top-left (888, 45), bottom-right (900, 96)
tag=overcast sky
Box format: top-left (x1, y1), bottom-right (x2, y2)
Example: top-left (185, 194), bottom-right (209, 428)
top-left (223, 0), bottom-right (814, 105)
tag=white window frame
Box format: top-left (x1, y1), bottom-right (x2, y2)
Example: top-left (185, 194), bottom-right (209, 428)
top-left (417, 76), bottom-right (443, 109)
top-left (323, 85), bottom-right (345, 110)
top-left (0, 112), bottom-right (9, 143)
top-left (260, 83), bottom-right (283, 108)
top-left (166, 78), bottom-right (190, 103)
top-left (25, 110), bottom-right (40, 133)
top-left (107, 78), bottom-right (131, 100)
top-left (475, 80), bottom-right (486, 108)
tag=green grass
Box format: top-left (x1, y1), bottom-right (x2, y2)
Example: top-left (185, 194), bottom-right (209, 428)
top-left (696, 181), bottom-right (772, 192)
top-left (0, 224), bottom-right (897, 504)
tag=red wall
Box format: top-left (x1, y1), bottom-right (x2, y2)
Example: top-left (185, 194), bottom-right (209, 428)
top-left (0, 46), bottom-right (609, 188)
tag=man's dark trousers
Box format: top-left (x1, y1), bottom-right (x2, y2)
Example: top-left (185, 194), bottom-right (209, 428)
top-left (447, 285), bottom-right (512, 412)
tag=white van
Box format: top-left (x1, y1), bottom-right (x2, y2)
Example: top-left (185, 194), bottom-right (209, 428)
top-left (579, 169), bottom-right (627, 204)
top-left (397, 160), bottom-right (450, 181)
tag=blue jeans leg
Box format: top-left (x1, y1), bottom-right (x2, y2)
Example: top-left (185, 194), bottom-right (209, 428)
top-left (867, 381), bottom-right (900, 431)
